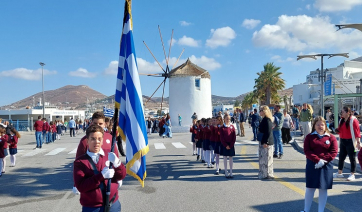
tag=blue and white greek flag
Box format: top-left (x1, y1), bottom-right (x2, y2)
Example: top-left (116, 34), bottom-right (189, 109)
top-left (114, 0), bottom-right (149, 187)
top-left (103, 107), bottom-right (115, 118)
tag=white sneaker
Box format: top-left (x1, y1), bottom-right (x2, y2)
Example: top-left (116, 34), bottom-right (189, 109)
top-left (347, 174), bottom-right (355, 181)
top-left (333, 172), bottom-right (344, 178)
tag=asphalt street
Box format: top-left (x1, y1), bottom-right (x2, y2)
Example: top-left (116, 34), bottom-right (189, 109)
top-left (0, 125), bottom-right (362, 212)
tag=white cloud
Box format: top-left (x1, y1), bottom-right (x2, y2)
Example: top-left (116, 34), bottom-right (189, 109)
top-left (314, 0), bottom-right (362, 12)
top-left (206, 26), bottom-right (236, 49)
top-left (271, 55), bottom-right (295, 63)
top-left (180, 21), bottom-right (192, 26)
top-left (136, 58), bottom-right (162, 73)
top-left (189, 55), bottom-right (221, 70)
top-left (168, 38), bottom-right (177, 46)
top-left (103, 58), bottom-right (161, 75)
top-left (103, 61), bottom-right (119, 75)
top-left (177, 35), bottom-right (200, 47)
top-left (252, 15), bottom-right (362, 52)
top-left (242, 19), bottom-right (261, 29)
top-left (306, 4), bottom-right (311, 10)
top-left (69, 68), bottom-right (96, 78)
top-left (0, 68), bottom-right (56, 80)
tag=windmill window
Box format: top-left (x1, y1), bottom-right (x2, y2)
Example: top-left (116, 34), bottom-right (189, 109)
top-left (195, 78), bottom-right (201, 90)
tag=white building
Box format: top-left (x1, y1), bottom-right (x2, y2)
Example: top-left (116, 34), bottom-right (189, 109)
top-left (0, 106), bottom-right (85, 131)
top-left (213, 104), bottom-right (234, 117)
top-left (293, 56), bottom-right (362, 113)
top-left (169, 59), bottom-right (212, 126)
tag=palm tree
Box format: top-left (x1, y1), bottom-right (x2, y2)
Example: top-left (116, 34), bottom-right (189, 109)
top-left (254, 63), bottom-right (285, 105)
top-left (241, 92), bottom-right (258, 112)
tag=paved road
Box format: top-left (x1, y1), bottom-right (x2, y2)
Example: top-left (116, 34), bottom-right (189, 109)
top-left (0, 125), bottom-right (362, 212)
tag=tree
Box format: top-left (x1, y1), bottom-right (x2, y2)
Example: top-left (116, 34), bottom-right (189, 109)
top-left (234, 100), bottom-right (241, 107)
top-left (254, 62), bottom-right (285, 105)
top-left (241, 92), bottom-right (258, 110)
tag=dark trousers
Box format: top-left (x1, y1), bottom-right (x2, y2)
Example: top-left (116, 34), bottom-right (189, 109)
top-left (281, 127), bottom-right (292, 144)
top-left (70, 128), bottom-right (75, 137)
top-left (252, 126), bottom-right (258, 140)
top-left (338, 138), bottom-right (356, 173)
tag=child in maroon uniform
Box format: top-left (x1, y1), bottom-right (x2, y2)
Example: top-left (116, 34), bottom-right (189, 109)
top-left (0, 126), bottom-right (9, 176)
top-left (196, 120), bottom-right (204, 161)
top-left (220, 114), bottom-right (236, 178)
top-left (203, 118), bottom-right (212, 167)
top-left (303, 116), bottom-right (338, 212)
top-left (190, 119), bottom-right (198, 156)
top-left (213, 116), bottom-right (223, 175)
top-left (73, 124), bottom-right (126, 212)
top-left (8, 128), bottom-right (20, 167)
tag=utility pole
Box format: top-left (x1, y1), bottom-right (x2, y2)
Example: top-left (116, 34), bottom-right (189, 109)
top-left (297, 53), bottom-right (349, 117)
top-left (39, 62), bottom-right (46, 118)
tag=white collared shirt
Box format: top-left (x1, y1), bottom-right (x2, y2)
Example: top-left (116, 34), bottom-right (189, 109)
top-left (311, 130), bottom-right (330, 139)
top-left (86, 148), bottom-right (105, 164)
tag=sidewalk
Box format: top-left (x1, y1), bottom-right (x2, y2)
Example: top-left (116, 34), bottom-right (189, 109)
top-left (291, 130), bottom-right (361, 173)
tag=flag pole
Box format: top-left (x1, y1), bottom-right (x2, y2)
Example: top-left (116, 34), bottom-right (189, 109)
top-left (104, 107), bottom-right (119, 212)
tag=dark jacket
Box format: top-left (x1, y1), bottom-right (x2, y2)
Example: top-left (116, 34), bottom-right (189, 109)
top-left (258, 117), bottom-right (274, 145)
top-left (251, 113), bottom-right (261, 127)
top-left (239, 112), bottom-right (245, 122)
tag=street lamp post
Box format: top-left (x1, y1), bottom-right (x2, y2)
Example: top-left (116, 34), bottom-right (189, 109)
top-left (39, 62), bottom-right (46, 119)
top-left (297, 53), bottom-right (349, 117)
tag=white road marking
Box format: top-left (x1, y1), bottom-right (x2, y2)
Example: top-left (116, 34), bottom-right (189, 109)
top-left (154, 143), bottom-right (166, 149)
top-left (172, 142), bottom-right (186, 148)
top-left (68, 148), bottom-right (77, 154)
top-left (189, 142), bottom-right (193, 145)
top-left (235, 142), bottom-right (242, 145)
top-left (22, 149), bottom-right (46, 157)
top-left (46, 148), bottom-right (66, 156)
top-left (242, 140), bottom-right (259, 145)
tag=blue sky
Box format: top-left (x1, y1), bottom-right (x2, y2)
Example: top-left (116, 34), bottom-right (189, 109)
top-left (2, 0), bottom-right (362, 107)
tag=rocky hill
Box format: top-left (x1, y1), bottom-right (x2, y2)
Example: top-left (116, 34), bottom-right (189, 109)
top-left (4, 85), bottom-right (106, 109)
top-left (3, 85), bottom-right (294, 110)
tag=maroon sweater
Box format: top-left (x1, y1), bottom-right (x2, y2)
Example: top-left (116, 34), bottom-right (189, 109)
top-left (42, 122), bottom-right (50, 131)
top-left (73, 150), bottom-right (126, 207)
top-left (219, 125), bottom-right (236, 148)
top-left (304, 133), bottom-right (338, 163)
top-left (202, 126), bottom-right (211, 140)
top-left (0, 134), bottom-right (9, 158)
top-left (76, 132), bottom-right (119, 159)
top-left (34, 120), bottom-right (43, 132)
top-left (8, 135), bottom-right (18, 149)
top-left (196, 125), bottom-right (204, 140)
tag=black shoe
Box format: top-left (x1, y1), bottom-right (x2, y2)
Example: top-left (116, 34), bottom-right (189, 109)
top-left (229, 175), bottom-right (234, 179)
top-left (212, 162), bottom-right (215, 165)
top-left (201, 160), bottom-right (205, 163)
top-left (278, 154), bottom-right (283, 159)
top-left (219, 168), bottom-right (222, 172)
top-left (40, 146), bottom-right (42, 149)
top-left (197, 155), bottom-right (200, 161)
top-left (273, 154), bottom-right (278, 158)
top-left (214, 171), bottom-right (219, 175)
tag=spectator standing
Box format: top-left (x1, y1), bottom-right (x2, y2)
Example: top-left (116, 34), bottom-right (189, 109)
top-left (64, 119), bottom-right (68, 133)
top-left (235, 109), bottom-right (241, 136)
top-left (251, 109), bottom-right (260, 141)
top-left (258, 105), bottom-right (274, 179)
top-left (334, 106), bottom-right (361, 181)
top-left (69, 118), bottom-right (76, 137)
top-left (146, 117), bottom-right (152, 135)
top-left (34, 116), bottom-right (43, 149)
top-left (272, 105), bottom-right (284, 159)
top-left (239, 108), bottom-right (245, 137)
top-left (325, 109), bottom-right (332, 124)
top-left (292, 105), bottom-right (300, 130)
top-left (178, 114), bottom-right (182, 126)
top-left (300, 103), bottom-right (313, 140)
top-left (282, 109), bottom-right (294, 144)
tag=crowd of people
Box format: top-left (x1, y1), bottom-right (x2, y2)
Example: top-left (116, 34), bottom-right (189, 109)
top-left (145, 114), bottom-right (173, 138)
top-left (191, 104), bottom-right (362, 212)
top-left (33, 116), bottom-right (91, 149)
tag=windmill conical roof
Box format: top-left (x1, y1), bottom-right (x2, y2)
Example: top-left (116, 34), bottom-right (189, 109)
top-left (169, 58), bottom-right (210, 79)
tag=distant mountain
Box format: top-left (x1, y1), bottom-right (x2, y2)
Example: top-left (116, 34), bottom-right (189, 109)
top-left (3, 85), bottom-right (293, 110)
top-left (3, 85), bottom-right (106, 109)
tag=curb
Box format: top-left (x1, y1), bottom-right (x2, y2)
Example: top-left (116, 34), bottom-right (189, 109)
top-left (292, 139), bottom-right (362, 174)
